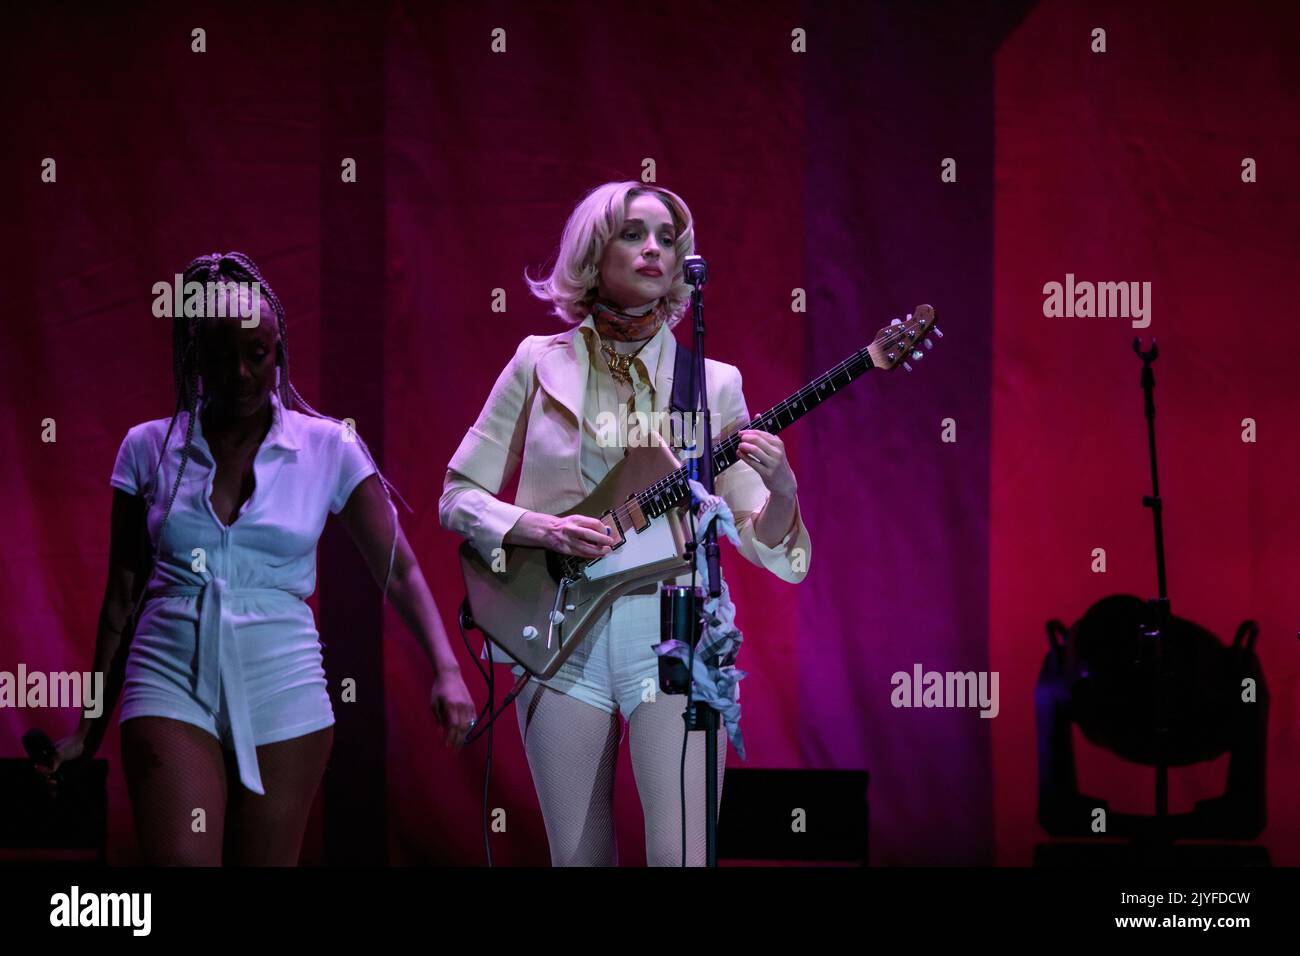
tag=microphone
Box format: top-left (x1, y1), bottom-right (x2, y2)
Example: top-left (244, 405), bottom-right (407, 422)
top-left (24, 727), bottom-right (88, 785)
top-left (683, 254), bottom-right (707, 288)
top-left (23, 728), bottom-right (57, 768)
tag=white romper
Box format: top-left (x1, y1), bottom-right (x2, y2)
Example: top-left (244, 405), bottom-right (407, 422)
top-left (110, 391), bottom-right (376, 794)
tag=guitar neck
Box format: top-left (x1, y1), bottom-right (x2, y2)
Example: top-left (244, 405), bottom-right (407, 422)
top-left (637, 345), bottom-right (876, 519)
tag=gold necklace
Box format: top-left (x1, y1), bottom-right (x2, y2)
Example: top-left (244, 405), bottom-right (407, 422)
top-left (599, 340), bottom-right (648, 387)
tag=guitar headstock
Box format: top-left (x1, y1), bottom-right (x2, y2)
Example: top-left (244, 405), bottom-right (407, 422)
top-left (866, 304), bottom-right (942, 372)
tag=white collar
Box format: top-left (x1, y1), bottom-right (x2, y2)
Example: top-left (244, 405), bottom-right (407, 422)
top-left (188, 389), bottom-right (300, 459)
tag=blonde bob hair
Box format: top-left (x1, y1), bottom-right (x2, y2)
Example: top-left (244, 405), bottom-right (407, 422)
top-left (524, 181), bottom-right (696, 328)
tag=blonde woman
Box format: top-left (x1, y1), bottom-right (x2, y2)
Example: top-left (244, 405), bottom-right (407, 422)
top-left (440, 183), bottom-right (811, 866)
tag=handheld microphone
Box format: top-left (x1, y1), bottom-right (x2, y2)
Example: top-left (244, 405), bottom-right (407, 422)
top-left (24, 727), bottom-right (88, 785)
top-left (23, 728), bottom-right (57, 768)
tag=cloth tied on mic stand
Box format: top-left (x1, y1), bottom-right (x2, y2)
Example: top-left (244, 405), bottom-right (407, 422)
top-left (653, 477), bottom-right (748, 760)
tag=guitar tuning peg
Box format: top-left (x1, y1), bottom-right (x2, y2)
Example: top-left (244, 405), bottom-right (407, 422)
top-left (911, 350), bottom-right (923, 361)
top-left (906, 313), bottom-right (912, 321)
top-left (932, 326), bottom-right (943, 338)
top-left (902, 361), bottom-right (913, 372)
top-left (923, 338), bottom-right (934, 349)
top-left (890, 318), bottom-right (903, 326)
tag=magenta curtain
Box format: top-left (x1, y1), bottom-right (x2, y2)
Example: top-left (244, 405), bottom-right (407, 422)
top-left (2, 1), bottom-right (1296, 866)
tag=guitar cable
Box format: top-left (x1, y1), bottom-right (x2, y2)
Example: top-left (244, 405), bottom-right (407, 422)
top-left (457, 598), bottom-right (532, 867)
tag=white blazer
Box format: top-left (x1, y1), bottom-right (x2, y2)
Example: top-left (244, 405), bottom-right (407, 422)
top-left (439, 319), bottom-right (811, 584)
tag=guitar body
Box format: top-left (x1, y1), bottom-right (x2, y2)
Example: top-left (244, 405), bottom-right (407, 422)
top-left (459, 439), bottom-right (692, 678)
top-left (457, 305), bottom-right (941, 678)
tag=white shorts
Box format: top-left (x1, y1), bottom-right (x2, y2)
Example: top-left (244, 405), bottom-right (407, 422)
top-left (508, 588), bottom-right (663, 719)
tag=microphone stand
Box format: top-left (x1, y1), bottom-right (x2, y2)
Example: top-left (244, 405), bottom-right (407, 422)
top-left (1134, 336), bottom-right (1172, 849)
top-left (685, 256), bottom-right (721, 602)
top-left (660, 254), bottom-right (721, 867)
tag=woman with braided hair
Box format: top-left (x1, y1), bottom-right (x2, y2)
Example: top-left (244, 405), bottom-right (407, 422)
top-left (37, 251), bottom-right (476, 865)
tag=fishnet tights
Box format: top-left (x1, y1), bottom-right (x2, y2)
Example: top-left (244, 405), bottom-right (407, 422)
top-left (120, 716), bottom-right (332, 865)
top-left (516, 682), bottom-right (726, 866)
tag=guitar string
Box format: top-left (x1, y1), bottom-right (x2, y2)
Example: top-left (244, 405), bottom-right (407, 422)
top-left (614, 323), bottom-right (926, 517)
top-left (558, 323), bottom-right (932, 577)
top-left (562, 323), bottom-right (929, 575)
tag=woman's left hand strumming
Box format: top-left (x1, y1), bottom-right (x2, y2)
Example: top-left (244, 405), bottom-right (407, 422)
top-left (737, 430), bottom-right (797, 498)
top-left (431, 669), bottom-right (478, 748)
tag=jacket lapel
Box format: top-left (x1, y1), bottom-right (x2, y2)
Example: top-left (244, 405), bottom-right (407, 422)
top-left (653, 329), bottom-right (678, 415)
top-left (533, 322), bottom-right (690, 492)
top-left (534, 330), bottom-right (588, 492)
top-left (535, 330), bottom-right (588, 425)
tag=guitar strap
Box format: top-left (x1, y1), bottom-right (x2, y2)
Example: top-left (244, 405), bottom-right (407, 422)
top-left (670, 336), bottom-right (697, 416)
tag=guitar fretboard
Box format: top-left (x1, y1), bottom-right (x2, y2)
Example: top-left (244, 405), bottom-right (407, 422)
top-left (637, 346), bottom-right (874, 520)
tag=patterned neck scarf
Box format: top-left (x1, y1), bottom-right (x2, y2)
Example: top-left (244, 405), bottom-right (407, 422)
top-left (591, 298), bottom-right (663, 342)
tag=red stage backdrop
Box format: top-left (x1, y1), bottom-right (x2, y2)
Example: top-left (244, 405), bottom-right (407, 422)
top-left (1, 1), bottom-right (1295, 866)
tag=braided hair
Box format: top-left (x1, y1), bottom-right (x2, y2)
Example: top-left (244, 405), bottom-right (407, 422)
top-left (140, 251), bottom-right (408, 601)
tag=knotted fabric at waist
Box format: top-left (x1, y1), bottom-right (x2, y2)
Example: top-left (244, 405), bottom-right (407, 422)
top-left (147, 581), bottom-right (306, 795)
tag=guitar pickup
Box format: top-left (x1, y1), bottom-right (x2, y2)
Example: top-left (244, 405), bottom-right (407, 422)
top-left (599, 509), bottom-right (628, 548)
top-left (621, 497), bottom-right (650, 533)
